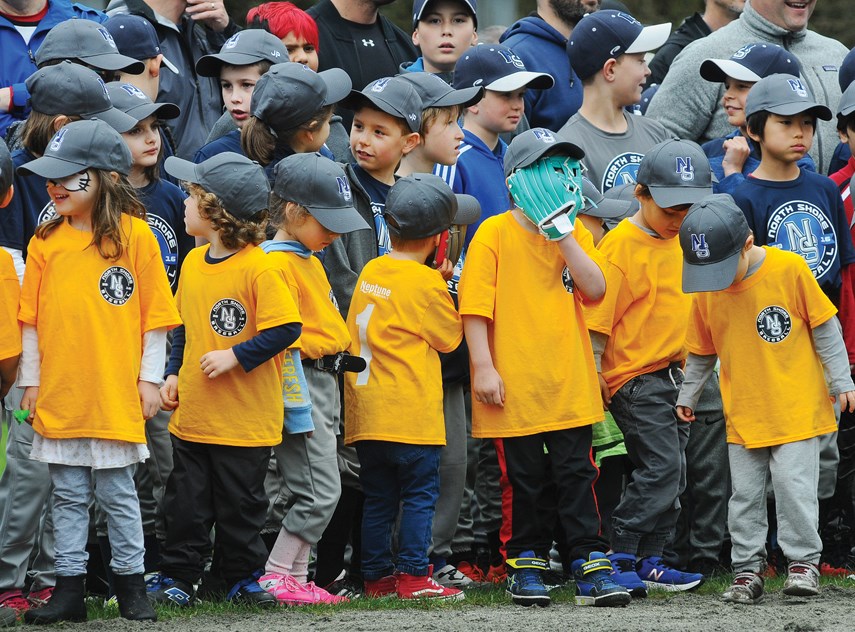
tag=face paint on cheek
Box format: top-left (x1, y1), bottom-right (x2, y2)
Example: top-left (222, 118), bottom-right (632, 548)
top-left (50, 171), bottom-right (92, 192)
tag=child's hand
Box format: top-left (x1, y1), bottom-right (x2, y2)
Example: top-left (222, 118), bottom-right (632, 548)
top-left (722, 136), bottom-right (750, 177)
top-left (138, 381), bottom-right (161, 420)
top-left (160, 375), bottom-right (179, 411)
top-left (19, 386), bottom-right (38, 424)
top-left (473, 366), bottom-right (505, 407)
top-left (598, 373), bottom-right (611, 410)
top-left (838, 390), bottom-right (855, 413)
top-left (436, 258), bottom-right (454, 281)
top-left (200, 349), bottom-right (239, 379)
top-left (676, 405), bottom-right (695, 422)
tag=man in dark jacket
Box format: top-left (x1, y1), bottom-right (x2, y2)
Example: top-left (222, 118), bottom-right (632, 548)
top-left (308, 0), bottom-right (417, 129)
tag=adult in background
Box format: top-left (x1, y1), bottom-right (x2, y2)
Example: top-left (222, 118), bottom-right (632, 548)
top-left (105, 0), bottom-right (238, 160)
top-left (308, 0), bottom-right (417, 129)
top-left (646, 0), bottom-right (847, 174)
top-left (500, 0), bottom-right (596, 131)
top-left (0, 0), bottom-right (105, 139)
top-left (646, 0), bottom-right (745, 87)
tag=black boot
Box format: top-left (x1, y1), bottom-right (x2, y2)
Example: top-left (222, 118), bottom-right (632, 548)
top-left (24, 575), bottom-right (87, 625)
top-left (113, 574), bottom-right (157, 621)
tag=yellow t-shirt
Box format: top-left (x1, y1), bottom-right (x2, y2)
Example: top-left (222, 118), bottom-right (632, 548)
top-left (586, 220), bottom-right (690, 394)
top-left (266, 250), bottom-right (350, 359)
top-left (0, 250), bottom-right (21, 361)
top-left (170, 244), bottom-right (300, 447)
top-left (458, 211), bottom-right (606, 439)
top-left (686, 247), bottom-right (837, 448)
top-left (18, 216), bottom-right (180, 442)
top-left (344, 255), bottom-right (463, 445)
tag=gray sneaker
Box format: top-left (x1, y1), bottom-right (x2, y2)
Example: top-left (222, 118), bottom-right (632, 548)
top-left (782, 561), bottom-right (820, 596)
top-left (722, 571), bottom-right (764, 604)
top-left (432, 564), bottom-right (473, 588)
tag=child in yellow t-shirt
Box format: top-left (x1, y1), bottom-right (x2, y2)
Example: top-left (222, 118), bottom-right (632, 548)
top-left (257, 152), bottom-right (369, 606)
top-left (153, 152), bottom-right (301, 608)
top-left (16, 120), bottom-right (180, 624)
top-left (584, 139), bottom-right (713, 595)
top-left (344, 174), bottom-right (475, 602)
top-left (677, 195), bottom-right (855, 604)
top-left (459, 128), bottom-right (629, 608)
top-left (0, 139), bottom-right (19, 403)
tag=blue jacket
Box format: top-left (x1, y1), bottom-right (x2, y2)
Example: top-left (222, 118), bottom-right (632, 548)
top-left (0, 149), bottom-right (51, 254)
top-left (0, 1), bottom-right (106, 138)
top-left (500, 16), bottom-right (582, 132)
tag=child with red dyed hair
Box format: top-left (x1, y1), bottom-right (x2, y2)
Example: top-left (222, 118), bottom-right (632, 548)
top-left (247, 2), bottom-right (320, 71)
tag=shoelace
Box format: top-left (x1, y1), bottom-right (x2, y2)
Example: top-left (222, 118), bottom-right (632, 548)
top-left (789, 563), bottom-right (818, 578)
top-left (731, 572), bottom-right (760, 587)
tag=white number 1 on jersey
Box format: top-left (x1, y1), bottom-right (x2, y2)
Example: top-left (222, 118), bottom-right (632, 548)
top-left (354, 303), bottom-right (375, 386)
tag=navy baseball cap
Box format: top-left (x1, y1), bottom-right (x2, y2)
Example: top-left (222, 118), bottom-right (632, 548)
top-left (341, 76), bottom-right (424, 133)
top-left (0, 139), bottom-right (13, 201)
top-left (745, 73), bottom-right (832, 120)
top-left (397, 72), bottom-right (483, 109)
top-left (165, 152), bottom-right (270, 220)
top-left (840, 46), bottom-right (855, 92)
top-left (636, 139), bottom-right (714, 208)
top-left (35, 19), bottom-right (144, 74)
top-left (18, 119), bottom-right (133, 178)
top-left (503, 128), bottom-right (584, 178)
top-left (700, 43), bottom-right (801, 83)
top-left (453, 44), bottom-right (554, 93)
top-left (385, 174), bottom-right (480, 239)
top-left (104, 14), bottom-right (179, 74)
top-left (568, 10), bottom-right (670, 80)
top-left (196, 30), bottom-right (288, 77)
top-left (680, 194), bottom-right (751, 293)
top-left (106, 82), bottom-right (180, 122)
top-left (413, 0), bottom-right (477, 28)
top-left (272, 153), bottom-right (369, 234)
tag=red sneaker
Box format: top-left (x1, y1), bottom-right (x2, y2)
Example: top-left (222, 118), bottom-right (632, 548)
top-left (486, 563), bottom-right (508, 584)
top-left (820, 562), bottom-right (852, 577)
top-left (364, 575), bottom-right (397, 598)
top-left (0, 589), bottom-right (30, 614)
top-left (395, 567), bottom-right (464, 601)
top-left (457, 561), bottom-right (487, 583)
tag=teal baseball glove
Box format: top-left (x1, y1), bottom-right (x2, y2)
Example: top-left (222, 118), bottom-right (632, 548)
top-left (507, 156), bottom-right (584, 241)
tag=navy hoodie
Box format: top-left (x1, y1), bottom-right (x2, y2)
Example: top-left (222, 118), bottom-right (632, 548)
top-left (500, 16), bottom-right (582, 132)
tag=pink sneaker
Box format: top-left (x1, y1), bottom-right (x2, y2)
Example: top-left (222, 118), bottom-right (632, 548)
top-left (27, 587), bottom-right (54, 608)
top-left (259, 573), bottom-right (314, 606)
top-left (301, 581), bottom-right (349, 604)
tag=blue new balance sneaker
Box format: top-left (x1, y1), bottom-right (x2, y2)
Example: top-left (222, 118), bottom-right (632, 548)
top-left (608, 553), bottom-right (648, 598)
top-left (637, 557), bottom-right (704, 592)
top-left (571, 552), bottom-right (631, 607)
top-left (145, 572), bottom-right (194, 607)
top-left (506, 551), bottom-right (551, 607)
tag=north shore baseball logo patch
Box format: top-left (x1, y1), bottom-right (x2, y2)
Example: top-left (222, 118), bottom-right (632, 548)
top-left (676, 156), bottom-right (694, 181)
top-left (99, 267), bottom-right (135, 305)
top-left (756, 306), bottom-right (792, 343)
top-left (210, 298), bottom-right (247, 337)
top-left (601, 151), bottom-right (644, 191)
top-left (690, 233), bottom-right (710, 259)
top-left (766, 200), bottom-right (837, 281)
top-left (147, 213), bottom-right (180, 289)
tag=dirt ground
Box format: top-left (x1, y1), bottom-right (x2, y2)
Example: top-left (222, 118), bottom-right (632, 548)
top-left (60, 587), bottom-right (855, 632)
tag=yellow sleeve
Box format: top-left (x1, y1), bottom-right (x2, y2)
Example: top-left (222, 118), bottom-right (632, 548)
top-left (420, 288), bottom-right (463, 354)
top-left (686, 295), bottom-right (716, 356)
top-left (18, 239), bottom-right (44, 327)
top-left (254, 266), bottom-right (301, 331)
top-left (0, 254), bottom-right (21, 360)
top-left (794, 257), bottom-right (838, 329)
top-left (458, 230), bottom-right (497, 321)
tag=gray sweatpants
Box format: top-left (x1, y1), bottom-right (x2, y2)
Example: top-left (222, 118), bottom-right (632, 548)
top-left (270, 366), bottom-right (342, 545)
top-left (728, 436), bottom-right (822, 572)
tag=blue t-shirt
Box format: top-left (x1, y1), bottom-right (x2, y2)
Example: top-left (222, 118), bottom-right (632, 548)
top-left (194, 129), bottom-right (242, 164)
top-left (731, 169), bottom-right (855, 299)
top-left (352, 163), bottom-right (392, 256)
top-left (137, 179), bottom-right (194, 292)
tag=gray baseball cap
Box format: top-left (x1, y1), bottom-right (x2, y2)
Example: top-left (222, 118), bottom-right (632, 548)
top-left (745, 73), bottom-right (832, 120)
top-left (251, 62), bottom-right (351, 130)
top-left (0, 139), bottom-right (13, 200)
top-left (341, 76), bottom-right (424, 133)
top-left (35, 19), bottom-right (145, 74)
top-left (17, 119), bottom-right (133, 178)
top-left (106, 82), bottom-right (180, 121)
top-left (838, 82), bottom-right (855, 119)
top-left (164, 152), bottom-right (270, 220)
top-left (397, 72), bottom-right (483, 109)
top-left (636, 139), bottom-right (714, 208)
top-left (680, 194), bottom-right (751, 293)
top-left (504, 128), bottom-right (584, 177)
top-left (601, 183), bottom-right (640, 229)
top-left (196, 30), bottom-right (288, 77)
top-left (272, 153), bottom-right (369, 234)
top-left (700, 43), bottom-right (801, 84)
top-left (580, 177), bottom-right (635, 221)
top-left (26, 62), bottom-right (137, 133)
top-left (384, 174), bottom-right (480, 239)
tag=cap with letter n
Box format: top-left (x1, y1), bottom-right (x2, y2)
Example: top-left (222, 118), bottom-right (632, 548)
top-left (384, 173), bottom-right (480, 239)
top-left (503, 127), bottom-right (584, 177)
top-left (636, 139), bottom-right (714, 208)
top-left (196, 29), bottom-right (289, 77)
top-left (340, 76), bottom-right (424, 133)
top-left (679, 194), bottom-right (751, 293)
top-left (700, 42), bottom-right (801, 84)
top-left (744, 73), bottom-right (832, 120)
top-left (35, 18), bottom-right (145, 74)
top-left (272, 152), bottom-right (369, 234)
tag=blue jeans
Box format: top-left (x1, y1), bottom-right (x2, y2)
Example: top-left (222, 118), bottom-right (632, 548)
top-left (356, 441), bottom-right (441, 580)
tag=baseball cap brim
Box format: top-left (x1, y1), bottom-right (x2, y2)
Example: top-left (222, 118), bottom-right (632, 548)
top-left (648, 184), bottom-right (713, 209)
top-left (583, 196), bottom-right (634, 219)
top-left (762, 101), bottom-right (833, 120)
top-left (453, 194), bottom-right (480, 226)
top-left (309, 205), bottom-right (370, 234)
top-left (430, 85), bottom-right (484, 109)
top-left (340, 91), bottom-right (419, 132)
top-left (839, 84), bottom-right (855, 117)
top-left (700, 58), bottom-right (762, 83)
top-left (318, 68), bottom-right (353, 105)
top-left (196, 52), bottom-right (275, 77)
top-left (163, 156), bottom-right (202, 185)
top-left (90, 107), bottom-right (139, 134)
top-left (485, 71), bottom-right (554, 92)
top-left (625, 22), bottom-right (671, 55)
top-left (160, 55), bottom-right (179, 74)
top-left (125, 101), bottom-right (181, 122)
top-left (18, 154), bottom-right (90, 180)
top-left (79, 52), bottom-right (145, 75)
top-left (682, 250), bottom-right (742, 293)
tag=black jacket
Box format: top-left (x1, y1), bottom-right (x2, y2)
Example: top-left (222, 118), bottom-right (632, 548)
top-left (647, 12), bottom-right (711, 87)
